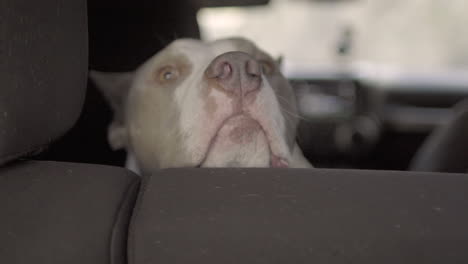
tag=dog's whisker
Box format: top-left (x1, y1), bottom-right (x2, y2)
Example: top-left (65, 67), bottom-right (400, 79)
top-left (280, 105), bottom-right (308, 122)
top-left (275, 94), bottom-right (308, 121)
top-left (278, 102), bottom-right (307, 121)
top-left (276, 94), bottom-right (297, 109)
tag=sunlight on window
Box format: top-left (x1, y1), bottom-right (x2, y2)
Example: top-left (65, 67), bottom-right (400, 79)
top-left (197, 0), bottom-right (468, 76)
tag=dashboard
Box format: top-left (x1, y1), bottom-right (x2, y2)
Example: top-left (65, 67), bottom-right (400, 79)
top-left (289, 66), bottom-right (468, 169)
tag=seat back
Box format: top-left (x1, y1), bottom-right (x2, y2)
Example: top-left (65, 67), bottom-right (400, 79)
top-left (130, 168), bottom-right (468, 264)
top-left (0, 161), bottom-right (139, 264)
top-left (0, 1), bottom-right (140, 263)
top-left (0, 0), bottom-right (87, 165)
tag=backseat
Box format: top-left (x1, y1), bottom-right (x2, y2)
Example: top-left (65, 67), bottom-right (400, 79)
top-left (1, 1), bottom-right (468, 264)
top-left (0, 1), bottom-right (140, 263)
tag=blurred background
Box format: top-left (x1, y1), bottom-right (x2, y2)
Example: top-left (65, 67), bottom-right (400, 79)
top-left (197, 0), bottom-right (468, 73)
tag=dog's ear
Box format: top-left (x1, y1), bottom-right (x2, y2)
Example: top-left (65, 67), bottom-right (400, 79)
top-left (89, 70), bottom-right (134, 150)
top-left (89, 70), bottom-right (133, 113)
top-left (276, 55), bottom-right (284, 67)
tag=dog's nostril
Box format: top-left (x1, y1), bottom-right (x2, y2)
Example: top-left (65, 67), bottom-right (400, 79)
top-left (246, 59), bottom-right (261, 77)
top-left (205, 61), bottom-right (232, 79)
top-left (219, 62), bottom-right (232, 79)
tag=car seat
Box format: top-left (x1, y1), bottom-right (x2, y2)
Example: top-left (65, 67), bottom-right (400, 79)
top-left (0, 1), bottom-right (140, 263)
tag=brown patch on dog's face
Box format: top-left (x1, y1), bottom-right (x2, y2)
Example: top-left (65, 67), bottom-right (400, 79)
top-left (228, 118), bottom-right (262, 144)
top-left (204, 95), bottom-right (218, 118)
top-left (222, 38), bottom-right (299, 149)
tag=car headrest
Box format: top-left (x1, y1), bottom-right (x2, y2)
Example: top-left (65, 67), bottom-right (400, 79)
top-left (0, 0), bottom-right (88, 165)
top-left (129, 168), bottom-right (468, 263)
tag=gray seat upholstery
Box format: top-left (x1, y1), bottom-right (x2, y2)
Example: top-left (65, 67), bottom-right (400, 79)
top-left (0, 161), bottom-right (139, 264)
top-left (0, 0), bottom-right (87, 164)
top-left (410, 99), bottom-right (468, 173)
top-left (0, 1), bottom-right (140, 263)
top-left (130, 168), bottom-right (468, 264)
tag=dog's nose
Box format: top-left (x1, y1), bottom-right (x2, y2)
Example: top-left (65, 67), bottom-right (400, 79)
top-left (205, 51), bottom-right (262, 96)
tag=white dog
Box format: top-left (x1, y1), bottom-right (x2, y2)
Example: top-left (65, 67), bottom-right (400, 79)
top-left (91, 37), bottom-right (311, 175)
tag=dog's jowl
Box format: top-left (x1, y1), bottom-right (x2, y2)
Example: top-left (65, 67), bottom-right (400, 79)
top-left (91, 37), bottom-right (312, 175)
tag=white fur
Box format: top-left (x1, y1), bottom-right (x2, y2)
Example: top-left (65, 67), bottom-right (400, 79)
top-left (92, 38), bottom-right (312, 175)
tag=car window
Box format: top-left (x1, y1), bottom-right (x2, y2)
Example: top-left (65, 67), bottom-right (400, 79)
top-left (197, 0), bottom-right (468, 76)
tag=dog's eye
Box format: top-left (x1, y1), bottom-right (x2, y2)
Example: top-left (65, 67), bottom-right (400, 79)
top-left (259, 61), bottom-right (274, 75)
top-left (163, 71), bottom-right (173, 80)
top-left (158, 66), bottom-right (179, 82)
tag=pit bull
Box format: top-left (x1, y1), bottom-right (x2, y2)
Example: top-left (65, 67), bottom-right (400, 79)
top-left (91, 37), bottom-right (312, 175)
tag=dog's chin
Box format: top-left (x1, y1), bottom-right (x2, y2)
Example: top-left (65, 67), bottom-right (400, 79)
top-left (199, 115), bottom-right (289, 168)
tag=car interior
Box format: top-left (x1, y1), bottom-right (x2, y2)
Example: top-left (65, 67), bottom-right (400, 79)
top-left (1, 0), bottom-right (468, 263)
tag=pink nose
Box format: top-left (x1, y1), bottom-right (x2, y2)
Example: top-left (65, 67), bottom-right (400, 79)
top-left (205, 51), bottom-right (262, 96)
